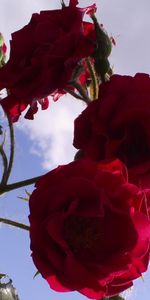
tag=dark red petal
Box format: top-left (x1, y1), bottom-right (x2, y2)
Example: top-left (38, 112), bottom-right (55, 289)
top-left (69, 0), bottom-right (78, 7)
top-left (1, 94), bottom-right (28, 122)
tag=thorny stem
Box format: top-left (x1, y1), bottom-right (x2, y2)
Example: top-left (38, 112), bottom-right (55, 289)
top-left (0, 145), bottom-right (8, 185)
top-left (4, 111), bottom-right (15, 184)
top-left (85, 58), bottom-right (99, 100)
top-left (0, 218), bottom-right (29, 231)
top-left (0, 175), bottom-right (42, 194)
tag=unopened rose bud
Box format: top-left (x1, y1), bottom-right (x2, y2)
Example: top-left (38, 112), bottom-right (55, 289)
top-left (94, 57), bottom-right (110, 79)
top-left (91, 15), bottom-right (112, 58)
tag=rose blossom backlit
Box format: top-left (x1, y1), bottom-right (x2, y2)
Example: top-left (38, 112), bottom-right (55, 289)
top-left (29, 159), bottom-right (150, 299)
top-left (74, 73), bottom-right (150, 188)
top-left (0, 0), bottom-right (96, 121)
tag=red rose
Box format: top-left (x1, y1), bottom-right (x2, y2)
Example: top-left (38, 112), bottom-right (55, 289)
top-left (29, 159), bottom-right (150, 299)
top-left (74, 73), bottom-right (150, 187)
top-left (0, 1), bottom-right (96, 122)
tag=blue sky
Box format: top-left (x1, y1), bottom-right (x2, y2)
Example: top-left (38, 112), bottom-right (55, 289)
top-left (0, 0), bottom-right (150, 299)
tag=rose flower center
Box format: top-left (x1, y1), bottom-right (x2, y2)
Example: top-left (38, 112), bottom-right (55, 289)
top-left (63, 213), bottom-right (137, 262)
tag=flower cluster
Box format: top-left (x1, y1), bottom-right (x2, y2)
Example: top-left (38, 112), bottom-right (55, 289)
top-left (0, 0), bottom-right (150, 300)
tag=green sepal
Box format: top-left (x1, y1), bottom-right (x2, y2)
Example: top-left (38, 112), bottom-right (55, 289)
top-left (18, 189), bottom-right (31, 201)
top-left (102, 296), bottom-right (125, 300)
top-left (33, 271), bottom-right (40, 279)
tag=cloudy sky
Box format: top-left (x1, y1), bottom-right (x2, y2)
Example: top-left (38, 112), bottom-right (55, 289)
top-left (0, 0), bottom-right (150, 299)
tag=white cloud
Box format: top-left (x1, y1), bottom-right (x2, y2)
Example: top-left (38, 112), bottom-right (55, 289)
top-left (17, 95), bottom-right (85, 170)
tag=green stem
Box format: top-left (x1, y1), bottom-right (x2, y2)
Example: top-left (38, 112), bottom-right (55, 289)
top-left (5, 111), bottom-right (15, 184)
top-left (85, 58), bottom-right (99, 100)
top-left (0, 175), bottom-right (41, 194)
top-left (64, 88), bottom-right (85, 100)
top-left (0, 218), bottom-right (29, 231)
top-left (0, 145), bottom-right (8, 185)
